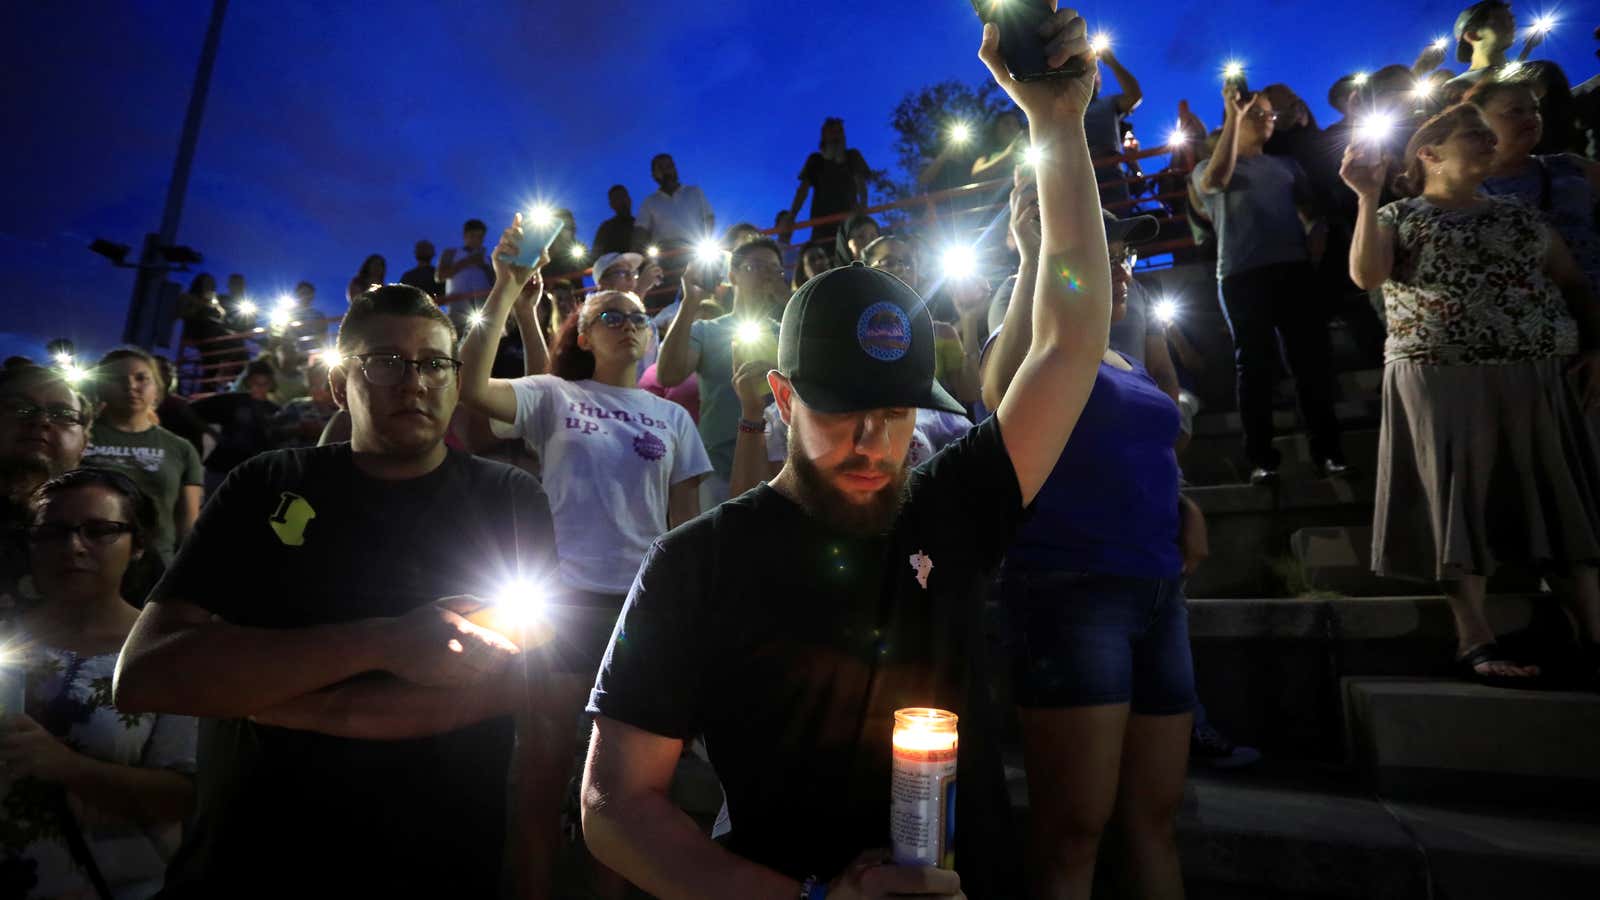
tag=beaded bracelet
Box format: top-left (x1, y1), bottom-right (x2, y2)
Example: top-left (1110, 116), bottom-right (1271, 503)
top-left (737, 418), bottom-right (768, 434)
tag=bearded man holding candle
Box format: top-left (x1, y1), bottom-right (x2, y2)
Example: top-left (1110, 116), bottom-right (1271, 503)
top-left (580, 7), bottom-right (1112, 899)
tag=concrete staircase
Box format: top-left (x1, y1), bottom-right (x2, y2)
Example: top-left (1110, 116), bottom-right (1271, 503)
top-left (1154, 365), bottom-right (1600, 899)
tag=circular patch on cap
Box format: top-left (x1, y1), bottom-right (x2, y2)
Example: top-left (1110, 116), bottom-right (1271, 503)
top-left (856, 302), bottom-right (912, 362)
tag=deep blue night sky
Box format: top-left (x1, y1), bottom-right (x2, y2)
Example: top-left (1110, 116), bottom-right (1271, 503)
top-left (3, 1), bottom-right (1595, 362)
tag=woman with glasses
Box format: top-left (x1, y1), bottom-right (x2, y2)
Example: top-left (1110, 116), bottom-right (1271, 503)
top-left (1191, 85), bottom-right (1348, 484)
top-left (1344, 104), bottom-right (1600, 690)
top-left (465, 225), bottom-right (710, 608)
top-left (2, 468), bottom-right (196, 898)
top-left (80, 349), bottom-right (203, 565)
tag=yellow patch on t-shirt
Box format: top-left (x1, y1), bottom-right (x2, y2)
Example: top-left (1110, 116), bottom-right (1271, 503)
top-left (268, 492), bottom-right (316, 547)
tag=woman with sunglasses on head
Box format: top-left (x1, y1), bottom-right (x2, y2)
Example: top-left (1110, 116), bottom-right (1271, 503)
top-left (464, 222), bottom-right (711, 610)
top-left (2, 468), bottom-right (196, 898)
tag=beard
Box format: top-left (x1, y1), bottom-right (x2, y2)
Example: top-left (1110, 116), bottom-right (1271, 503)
top-left (785, 421), bottom-right (910, 539)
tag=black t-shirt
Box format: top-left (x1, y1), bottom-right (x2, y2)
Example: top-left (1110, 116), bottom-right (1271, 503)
top-left (592, 214), bottom-right (645, 256)
top-left (589, 415), bottom-right (1024, 886)
top-left (399, 263), bottom-right (444, 298)
top-left (151, 444), bottom-right (556, 898)
top-left (800, 150), bottom-right (869, 222)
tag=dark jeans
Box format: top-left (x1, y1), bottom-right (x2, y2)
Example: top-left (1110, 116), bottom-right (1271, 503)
top-left (1218, 261), bottom-right (1344, 469)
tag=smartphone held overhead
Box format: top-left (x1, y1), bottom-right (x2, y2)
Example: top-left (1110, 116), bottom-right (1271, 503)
top-left (971, 0), bottom-right (1089, 82)
top-left (501, 207), bottom-right (565, 268)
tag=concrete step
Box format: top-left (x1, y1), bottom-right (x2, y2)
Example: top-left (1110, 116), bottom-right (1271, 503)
top-left (1006, 761), bottom-right (1600, 899)
top-left (1184, 428), bottom-right (1381, 487)
top-left (1187, 595), bottom-right (1550, 761)
top-left (1383, 801), bottom-right (1600, 900)
top-left (1177, 771), bottom-right (1426, 900)
top-left (1344, 677), bottom-right (1600, 808)
top-left (1191, 396), bottom-right (1379, 439)
top-left (1185, 479), bottom-right (1375, 598)
top-left (1289, 525), bottom-right (1546, 597)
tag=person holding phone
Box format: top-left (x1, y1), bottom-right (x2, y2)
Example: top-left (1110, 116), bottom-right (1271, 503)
top-left (1191, 85), bottom-right (1347, 484)
top-left (579, 7), bottom-right (1111, 899)
top-left (1342, 104), bottom-right (1600, 690)
top-left (438, 218), bottom-right (495, 326)
top-left (114, 286), bottom-right (556, 899)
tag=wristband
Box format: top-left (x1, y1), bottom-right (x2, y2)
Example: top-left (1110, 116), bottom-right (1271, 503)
top-left (798, 875), bottom-right (826, 900)
top-left (737, 418), bottom-right (768, 434)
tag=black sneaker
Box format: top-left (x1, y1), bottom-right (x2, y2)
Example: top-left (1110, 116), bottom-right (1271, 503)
top-left (1190, 723), bottom-right (1262, 769)
top-left (1248, 467), bottom-right (1278, 485)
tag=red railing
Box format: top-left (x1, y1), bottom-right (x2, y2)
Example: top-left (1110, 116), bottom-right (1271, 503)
top-left (175, 145), bottom-right (1196, 394)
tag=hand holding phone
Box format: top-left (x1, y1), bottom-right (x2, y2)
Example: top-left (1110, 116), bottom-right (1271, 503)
top-left (970, 0), bottom-right (1087, 82)
top-left (975, 3), bottom-right (1096, 124)
top-left (499, 211), bottom-right (565, 269)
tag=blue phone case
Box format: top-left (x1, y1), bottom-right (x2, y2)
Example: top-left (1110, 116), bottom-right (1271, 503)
top-left (501, 217), bottom-right (565, 267)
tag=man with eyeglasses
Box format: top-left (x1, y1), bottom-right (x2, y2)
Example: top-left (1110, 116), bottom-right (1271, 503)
top-left (656, 237), bottom-right (788, 506)
top-left (116, 285), bottom-right (558, 898)
top-left (862, 235), bottom-right (921, 292)
top-left (1, 364), bottom-right (92, 608)
top-left (1191, 84), bottom-right (1348, 484)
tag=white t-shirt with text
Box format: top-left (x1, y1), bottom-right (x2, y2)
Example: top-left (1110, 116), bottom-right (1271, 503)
top-left (507, 376), bottom-right (712, 594)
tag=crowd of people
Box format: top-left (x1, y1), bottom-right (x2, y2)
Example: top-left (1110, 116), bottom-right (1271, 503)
top-left (3, 2), bottom-right (1600, 898)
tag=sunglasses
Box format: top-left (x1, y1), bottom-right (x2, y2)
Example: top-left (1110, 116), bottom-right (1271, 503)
top-left (592, 310), bottom-right (651, 330)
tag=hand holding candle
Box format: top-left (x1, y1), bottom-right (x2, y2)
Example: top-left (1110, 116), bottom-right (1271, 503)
top-left (890, 707), bottom-right (959, 869)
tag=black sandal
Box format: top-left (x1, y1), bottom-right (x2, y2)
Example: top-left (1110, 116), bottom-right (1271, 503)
top-left (1455, 642), bottom-right (1543, 690)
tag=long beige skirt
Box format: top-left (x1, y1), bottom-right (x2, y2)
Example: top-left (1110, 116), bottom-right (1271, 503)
top-left (1372, 358), bottom-right (1600, 581)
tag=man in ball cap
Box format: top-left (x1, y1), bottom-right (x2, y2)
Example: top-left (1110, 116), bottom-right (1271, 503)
top-left (580, 6), bottom-right (1112, 899)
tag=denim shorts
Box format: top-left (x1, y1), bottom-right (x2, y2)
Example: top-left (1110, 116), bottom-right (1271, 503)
top-left (999, 569), bottom-right (1198, 715)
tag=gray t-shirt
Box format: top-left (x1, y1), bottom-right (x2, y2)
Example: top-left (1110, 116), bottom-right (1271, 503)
top-left (689, 313), bottom-right (781, 479)
top-left (1191, 154), bottom-right (1313, 278)
top-left (82, 422), bottom-right (203, 562)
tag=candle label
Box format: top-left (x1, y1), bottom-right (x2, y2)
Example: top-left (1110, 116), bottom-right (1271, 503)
top-left (890, 744), bottom-right (957, 869)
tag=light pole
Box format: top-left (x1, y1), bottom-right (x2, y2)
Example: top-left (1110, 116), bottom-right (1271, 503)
top-left (118, 0), bottom-right (228, 348)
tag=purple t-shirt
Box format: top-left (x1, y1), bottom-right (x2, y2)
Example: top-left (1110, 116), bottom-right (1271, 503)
top-left (1005, 354), bottom-right (1183, 577)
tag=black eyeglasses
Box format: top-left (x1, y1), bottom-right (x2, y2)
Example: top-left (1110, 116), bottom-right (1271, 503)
top-left (352, 353), bottom-right (462, 388)
top-left (1111, 248), bottom-right (1139, 269)
top-left (592, 310), bottom-right (652, 330)
top-left (26, 520), bottom-right (135, 545)
top-left (1246, 109), bottom-right (1280, 123)
top-left (736, 262), bottom-right (786, 277)
top-left (0, 402), bottom-right (86, 427)
top-left (870, 257), bottom-right (916, 274)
